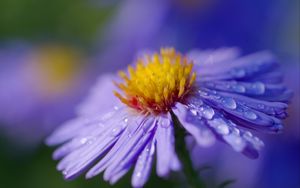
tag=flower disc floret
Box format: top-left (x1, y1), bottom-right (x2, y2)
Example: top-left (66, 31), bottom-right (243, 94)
top-left (114, 48), bottom-right (196, 114)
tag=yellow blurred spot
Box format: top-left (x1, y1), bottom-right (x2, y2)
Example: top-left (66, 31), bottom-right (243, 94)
top-left (115, 48), bottom-right (196, 114)
top-left (30, 44), bottom-right (83, 98)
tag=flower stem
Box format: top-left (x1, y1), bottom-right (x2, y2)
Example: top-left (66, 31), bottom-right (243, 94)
top-left (172, 112), bottom-right (206, 188)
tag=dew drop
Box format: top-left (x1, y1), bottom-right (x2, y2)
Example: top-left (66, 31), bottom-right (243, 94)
top-left (136, 172), bottom-right (142, 178)
top-left (244, 131), bottom-right (253, 138)
top-left (190, 109), bottom-right (198, 116)
top-left (252, 82), bottom-right (265, 94)
top-left (63, 170), bottom-right (68, 176)
top-left (123, 118), bottom-right (129, 123)
top-left (231, 127), bottom-right (240, 135)
top-left (209, 118), bottom-right (229, 135)
top-left (257, 104), bottom-right (265, 109)
top-left (243, 111), bottom-right (257, 120)
top-left (243, 131), bottom-right (253, 140)
top-left (202, 107), bottom-right (215, 119)
top-left (223, 134), bottom-right (245, 152)
top-left (199, 90), bottom-right (208, 96)
top-left (160, 118), bottom-right (170, 128)
top-left (111, 127), bottom-right (122, 136)
top-left (217, 124), bottom-right (229, 135)
top-left (222, 97), bottom-right (237, 109)
top-left (232, 85), bottom-right (246, 93)
top-left (80, 137), bottom-right (88, 144)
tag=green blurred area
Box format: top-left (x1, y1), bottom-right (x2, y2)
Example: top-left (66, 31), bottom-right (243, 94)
top-left (0, 0), bottom-right (113, 45)
top-left (0, 142), bottom-right (177, 188)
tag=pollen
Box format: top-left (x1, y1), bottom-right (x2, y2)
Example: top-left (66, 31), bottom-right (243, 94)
top-left (114, 48), bottom-right (197, 114)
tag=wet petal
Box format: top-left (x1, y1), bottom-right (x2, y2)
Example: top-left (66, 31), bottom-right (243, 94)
top-left (155, 114), bottom-right (181, 177)
top-left (57, 112), bottom-right (129, 180)
top-left (103, 117), bottom-right (156, 182)
top-left (196, 51), bottom-right (277, 81)
top-left (132, 139), bottom-right (155, 188)
top-left (173, 103), bottom-right (216, 147)
top-left (196, 89), bottom-right (284, 133)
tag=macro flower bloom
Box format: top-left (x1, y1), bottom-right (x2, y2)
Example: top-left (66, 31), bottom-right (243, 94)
top-left (47, 47), bottom-right (291, 187)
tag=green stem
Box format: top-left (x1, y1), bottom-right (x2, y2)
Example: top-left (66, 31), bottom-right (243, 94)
top-left (172, 112), bottom-right (206, 188)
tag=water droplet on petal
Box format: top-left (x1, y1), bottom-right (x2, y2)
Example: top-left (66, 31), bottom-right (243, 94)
top-left (231, 127), bottom-right (240, 135)
top-left (217, 124), bottom-right (229, 135)
top-left (224, 134), bottom-right (246, 151)
top-left (257, 104), bottom-right (265, 109)
top-left (202, 107), bottom-right (215, 119)
top-left (111, 127), bottom-right (122, 136)
top-left (63, 170), bottom-right (68, 176)
top-left (244, 111), bottom-right (257, 120)
top-left (244, 131), bottom-right (253, 137)
top-left (136, 172), bottom-right (142, 178)
top-left (209, 118), bottom-right (229, 135)
top-left (190, 109), bottom-right (198, 116)
top-left (124, 118), bottom-right (129, 122)
top-left (222, 97), bottom-right (237, 109)
top-left (252, 82), bottom-right (265, 94)
top-left (160, 118), bottom-right (171, 128)
top-left (80, 137), bottom-right (88, 144)
top-left (243, 131), bottom-right (253, 140)
top-left (233, 85), bottom-right (246, 93)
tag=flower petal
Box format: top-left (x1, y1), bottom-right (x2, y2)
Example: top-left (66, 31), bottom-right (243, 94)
top-left (103, 117), bottom-right (156, 182)
top-left (54, 109), bottom-right (129, 180)
top-left (76, 74), bottom-right (121, 116)
top-left (174, 103), bottom-right (263, 158)
top-left (196, 89), bottom-right (284, 133)
top-left (173, 103), bottom-right (216, 147)
top-left (131, 138), bottom-right (155, 188)
top-left (85, 115), bottom-right (156, 181)
top-left (196, 51), bottom-right (277, 81)
top-left (155, 114), bottom-right (181, 177)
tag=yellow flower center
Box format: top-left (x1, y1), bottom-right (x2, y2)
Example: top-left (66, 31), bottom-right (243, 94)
top-left (114, 48), bottom-right (196, 114)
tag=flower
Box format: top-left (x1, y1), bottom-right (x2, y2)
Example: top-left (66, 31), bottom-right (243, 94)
top-left (0, 42), bottom-right (90, 147)
top-left (47, 47), bottom-right (291, 187)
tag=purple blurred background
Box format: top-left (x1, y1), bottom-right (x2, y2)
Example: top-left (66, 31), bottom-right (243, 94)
top-left (0, 0), bottom-right (299, 187)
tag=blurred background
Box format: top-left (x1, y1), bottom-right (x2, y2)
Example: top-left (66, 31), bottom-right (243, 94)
top-left (0, 0), bottom-right (299, 188)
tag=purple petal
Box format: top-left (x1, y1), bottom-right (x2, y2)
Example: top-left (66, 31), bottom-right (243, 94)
top-left (131, 139), bottom-right (155, 188)
top-left (187, 47), bottom-right (240, 69)
top-left (172, 103), bottom-right (216, 147)
top-left (46, 107), bottom-right (123, 146)
top-left (174, 103), bottom-right (263, 159)
top-left (206, 116), bottom-right (264, 158)
top-left (155, 114), bottom-right (181, 177)
top-left (201, 80), bottom-right (291, 102)
top-left (76, 74), bottom-right (121, 116)
top-left (85, 115), bottom-right (156, 182)
top-left (103, 117), bottom-right (156, 182)
top-left (85, 115), bottom-right (145, 179)
top-left (55, 109), bottom-right (130, 180)
top-left (195, 51), bottom-right (277, 81)
top-left (196, 89), bottom-right (283, 133)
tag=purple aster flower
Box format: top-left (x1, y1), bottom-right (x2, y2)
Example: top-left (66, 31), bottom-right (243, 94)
top-left (0, 42), bottom-right (90, 147)
top-left (47, 47), bottom-right (291, 187)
